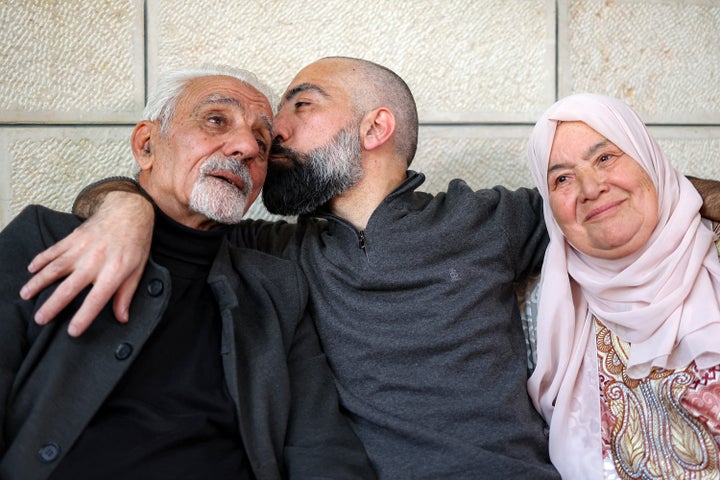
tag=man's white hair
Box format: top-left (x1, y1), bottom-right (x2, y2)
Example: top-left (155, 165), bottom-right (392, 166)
top-left (144, 64), bottom-right (278, 133)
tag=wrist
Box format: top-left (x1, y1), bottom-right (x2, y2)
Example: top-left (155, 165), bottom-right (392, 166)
top-left (72, 177), bottom-right (142, 218)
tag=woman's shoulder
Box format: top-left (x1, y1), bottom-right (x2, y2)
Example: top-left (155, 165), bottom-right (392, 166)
top-left (714, 221), bottom-right (720, 258)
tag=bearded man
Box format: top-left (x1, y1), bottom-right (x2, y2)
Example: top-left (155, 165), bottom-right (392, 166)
top-left (20, 57), bottom-right (565, 479)
top-left (0, 65), bottom-right (374, 480)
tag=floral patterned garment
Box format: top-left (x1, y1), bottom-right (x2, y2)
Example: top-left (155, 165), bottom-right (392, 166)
top-left (597, 222), bottom-right (720, 480)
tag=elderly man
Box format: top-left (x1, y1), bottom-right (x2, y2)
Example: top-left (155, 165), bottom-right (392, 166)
top-left (0, 66), bottom-right (373, 480)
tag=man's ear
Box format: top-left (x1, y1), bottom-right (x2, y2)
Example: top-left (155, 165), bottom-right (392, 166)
top-left (360, 107), bottom-right (396, 152)
top-left (131, 121), bottom-right (155, 170)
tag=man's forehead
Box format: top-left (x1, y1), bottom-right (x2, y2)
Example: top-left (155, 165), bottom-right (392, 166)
top-left (185, 76), bottom-right (270, 109)
top-left (179, 77), bottom-right (272, 127)
top-left (279, 73), bottom-right (351, 112)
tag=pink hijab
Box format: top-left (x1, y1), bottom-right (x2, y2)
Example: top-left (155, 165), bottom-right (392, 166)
top-left (526, 94), bottom-right (720, 478)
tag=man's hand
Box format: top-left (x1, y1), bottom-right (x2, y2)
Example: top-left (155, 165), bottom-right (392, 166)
top-left (689, 176), bottom-right (720, 222)
top-left (20, 191), bottom-right (155, 337)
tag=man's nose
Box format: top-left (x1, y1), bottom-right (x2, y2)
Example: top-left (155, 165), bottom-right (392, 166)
top-left (272, 110), bottom-right (290, 142)
top-left (223, 126), bottom-right (260, 160)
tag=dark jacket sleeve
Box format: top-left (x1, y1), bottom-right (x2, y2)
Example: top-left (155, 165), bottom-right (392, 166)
top-left (0, 209), bottom-right (36, 454)
top-left (281, 267), bottom-right (375, 478)
top-left (0, 206), bottom-right (78, 455)
top-left (226, 219), bottom-right (299, 258)
top-left (209, 245), bottom-right (375, 479)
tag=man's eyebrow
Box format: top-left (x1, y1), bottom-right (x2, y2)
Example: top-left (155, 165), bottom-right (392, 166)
top-left (195, 93), bottom-right (274, 134)
top-left (279, 83), bottom-right (328, 109)
top-left (198, 93), bottom-right (242, 108)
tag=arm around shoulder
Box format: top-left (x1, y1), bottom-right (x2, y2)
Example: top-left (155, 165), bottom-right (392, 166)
top-left (688, 176), bottom-right (720, 222)
top-left (20, 178), bottom-right (156, 336)
top-left (72, 176), bottom-right (146, 218)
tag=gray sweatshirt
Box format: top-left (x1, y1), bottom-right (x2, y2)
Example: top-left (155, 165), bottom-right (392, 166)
top-left (233, 171), bottom-right (557, 479)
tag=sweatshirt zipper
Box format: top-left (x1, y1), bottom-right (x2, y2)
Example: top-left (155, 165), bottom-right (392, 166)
top-left (315, 211), bottom-right (369, 258)
top-left (358, 230), bottom-right (366, 252)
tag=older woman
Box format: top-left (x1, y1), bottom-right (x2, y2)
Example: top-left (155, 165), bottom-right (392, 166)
top-left (526, 93), bottom-right (720, 479)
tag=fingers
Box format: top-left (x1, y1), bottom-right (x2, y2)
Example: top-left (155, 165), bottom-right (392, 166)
top-left (66, 281), bottom-right (122, 336)
top-left (112, 271), bottom-right (144, 325)
top-left (30, 263), bottom-right (99, 326)
top-left (21, 238), bottom-right (77, 300)
top-left (20, 190), bottom-right (155, 335)
top-left (26, 235), bottom-right (73, 274)
top-left (66, 252), bottom-right (147, 335)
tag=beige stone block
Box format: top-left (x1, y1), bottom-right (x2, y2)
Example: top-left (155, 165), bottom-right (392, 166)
top-left (147, 0), bottom-right (555, 123)
top-left (1, 127), bottom-right (135, 228)
top-left (414, 125), bottom-right (537, 193)
top-left (0, 0), bottom-right (145, 123)
top-left (651, 126), bottom-right (720, 179)
top-left (559, 0), bottom-right (720, 123)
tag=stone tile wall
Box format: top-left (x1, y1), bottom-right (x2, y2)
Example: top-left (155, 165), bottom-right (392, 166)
top-left (1, 0), bottom-right (718, 227)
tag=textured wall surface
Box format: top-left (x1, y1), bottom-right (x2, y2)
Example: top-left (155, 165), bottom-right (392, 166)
top-left (148, 0), bottom-right (555, 122)
top-left (1, 0), bottom-right (718, 228)
top-left (0, 127), bottom-right (135, 225)
top-left (560, 0), bottom-right (720, 123)
top-left (0, 0), bottom-right (144, 123)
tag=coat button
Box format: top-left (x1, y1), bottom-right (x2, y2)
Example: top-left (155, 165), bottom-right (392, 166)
top-left (147, 278), bottom-right (164, 297)
top-left (115, 342), bottom-right (133, 360)
top-left (38, 442), bottom-right (61, 463)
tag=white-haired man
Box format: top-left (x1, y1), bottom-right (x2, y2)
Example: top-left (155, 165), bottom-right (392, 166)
top-left (0, 66), bottom-right (374, 480)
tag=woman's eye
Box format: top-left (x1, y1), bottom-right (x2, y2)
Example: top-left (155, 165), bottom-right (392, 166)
top-left (294, 101), bottom-right (309, 109)
top-left (549, 175), bottom-right (568, 190)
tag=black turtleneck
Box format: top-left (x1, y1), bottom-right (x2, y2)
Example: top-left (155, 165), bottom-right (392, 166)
top-left (50, 209), bottom-right (251, 480)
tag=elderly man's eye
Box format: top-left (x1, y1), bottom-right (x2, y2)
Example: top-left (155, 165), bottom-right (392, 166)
top-left (207, 115), bottom-right (225, 125)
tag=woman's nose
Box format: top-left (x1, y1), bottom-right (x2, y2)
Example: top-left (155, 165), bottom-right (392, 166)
top-left (578, 171), bottom-right (607, 201)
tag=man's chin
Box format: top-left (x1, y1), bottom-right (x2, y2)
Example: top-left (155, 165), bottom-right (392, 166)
top-left (190, 187), bottom-right (248, 225)
top-left (262, 185), bottom-right (316, 216)
top-left (262, 194), bottom-right (303, 216)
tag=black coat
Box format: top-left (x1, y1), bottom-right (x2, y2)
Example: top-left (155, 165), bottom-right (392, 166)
top-left (0, 205), bottom-right (374, 480)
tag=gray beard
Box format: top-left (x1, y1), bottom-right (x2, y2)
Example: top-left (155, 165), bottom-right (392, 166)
top-left (189, 155), bottom-right (253, 224)
top-left (262, 127), bottom-right (363, 216)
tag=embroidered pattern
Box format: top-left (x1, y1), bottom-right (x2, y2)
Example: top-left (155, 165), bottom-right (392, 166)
top-left (596, 320), bottom-right (720, 479)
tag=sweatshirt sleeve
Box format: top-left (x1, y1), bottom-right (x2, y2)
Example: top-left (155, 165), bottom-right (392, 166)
top-left (495, 186), bottom-right (549, 283)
